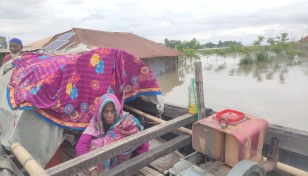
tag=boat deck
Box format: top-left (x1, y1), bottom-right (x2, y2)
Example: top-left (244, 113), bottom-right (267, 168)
top-left (61, 138), bottom-right (182, 176)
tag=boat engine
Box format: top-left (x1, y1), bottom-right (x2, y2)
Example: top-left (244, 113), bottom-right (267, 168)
top-left (192, 109), bottom-right (268, 167)
top-left (192, 109), bottom-right (268, 169)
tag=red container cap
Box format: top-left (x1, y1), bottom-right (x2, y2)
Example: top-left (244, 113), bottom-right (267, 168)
top-left (215, 109), bottom-right (245, 123)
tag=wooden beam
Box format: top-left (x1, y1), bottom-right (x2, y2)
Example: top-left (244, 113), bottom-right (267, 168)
top-left (195, 61), bottom-right (206, 119)
top-left (104, 135), bottom-right (192, 176)
top-left (46, 113), bottom-right (196, 176)
top-left (124, 105), bottom-right (192, 135)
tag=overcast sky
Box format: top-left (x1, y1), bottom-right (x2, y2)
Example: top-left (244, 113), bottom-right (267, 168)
top-left (1, 0), bottom-right (307, 46)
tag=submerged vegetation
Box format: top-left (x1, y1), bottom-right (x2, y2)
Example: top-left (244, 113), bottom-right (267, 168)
top-left (254, 34), bottom-right (303, 63)
top-left (200, 33), bottom-right (306, 65)
top-left (164, 38), bottom-right (201, 64)
top-left (165, 33), bottom-right (307, 65)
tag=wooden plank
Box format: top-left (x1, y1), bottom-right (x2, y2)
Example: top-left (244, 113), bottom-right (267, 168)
top-left (104, 134), bottom-right (192, 176)
top-left (66, 143), bottom-right (77, 154)
top-left (147, 139), bottom-right (181, 172)
top-left (148, 153), bottom-right (180, 173)
top-left (46, 113), bottom-right (196, 176)
top-left (194, 61), bottom-right (206, 119)
top-left (134, 172), bottom-right (144, 176)
top-left (62, 146), bottom-right (76, 158)
top-left (136, 166), bottom-right (164, 176)
top-left (136, 167), bottom-right (152, 175)
top-left (134, 172), bottom-right (145, 176)
top-left (61, 151), bottom-right (71, 162)
top-left (75, 171), bottom-right (87, 176)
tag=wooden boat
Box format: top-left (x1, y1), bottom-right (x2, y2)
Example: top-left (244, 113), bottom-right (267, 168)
top-left (124, 101), bottom-right (308, 176)
top-left (9, 100), bottom-right (305, 176)
top-left (1, 59), bottom-right (307, 176)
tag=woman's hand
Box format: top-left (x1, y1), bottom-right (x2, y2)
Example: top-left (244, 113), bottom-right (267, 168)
top-left (88, 167), bottom-right (98, 176)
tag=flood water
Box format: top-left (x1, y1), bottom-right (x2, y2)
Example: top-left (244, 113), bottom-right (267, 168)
top-left (155, 54), bottom-right (308, 132)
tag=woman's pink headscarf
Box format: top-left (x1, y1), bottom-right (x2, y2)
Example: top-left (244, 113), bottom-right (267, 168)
top-left (82, 93), bottom-right (144, 172)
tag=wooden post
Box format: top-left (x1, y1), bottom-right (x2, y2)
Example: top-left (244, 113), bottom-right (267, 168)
top-left (10, 142), bottom-right (49, 176)
top-left (194, 61), bottom-right (206, 119)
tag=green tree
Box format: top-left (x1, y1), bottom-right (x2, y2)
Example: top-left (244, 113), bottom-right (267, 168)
top-left (164, 38), bottom-right (181, 49)
top-left (203, 42), bottom-right (216, 48)
top-left (253, 36), bottom-right (265, 46)
top-left (218, 40), bottom-right (222, 47)
top-left (186, 38), bottom-right (201, 50)
top-left (174, 38), bottom-right (201, 64)
top-left (0, 36), bottom-right (8, 49)
top-left (267, 37), bottom-right (276, 45)
top-left (175, 42), bottom-right (185, 52)
top-left (252, 40), bottom-right (261, 46)
top-left (164, 38), bottom-right (169, 47)
top-left (257, 36), bottom-right (265, 43)
top-left (279, 33), bottom-right (289, 44)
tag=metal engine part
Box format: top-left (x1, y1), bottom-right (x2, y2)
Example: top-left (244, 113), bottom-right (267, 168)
top-left (227, 159), bottom-right (266, 176)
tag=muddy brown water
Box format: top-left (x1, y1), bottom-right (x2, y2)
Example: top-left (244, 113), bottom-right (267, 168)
top-left (156, 54), bottom-right (308, 132)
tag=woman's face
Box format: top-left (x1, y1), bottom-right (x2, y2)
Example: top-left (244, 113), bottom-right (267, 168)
top-left (102, 102), bottom-right (116, 125)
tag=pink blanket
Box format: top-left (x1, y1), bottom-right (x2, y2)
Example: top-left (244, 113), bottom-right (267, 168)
top-left (7, 48), bottom-right (161, 129)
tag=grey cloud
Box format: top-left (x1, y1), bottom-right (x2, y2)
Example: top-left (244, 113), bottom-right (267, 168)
top-left (0, 0), bottom-right (48, 19)
top-left (79, 12), bottom-right (107, 22)
top-left (58, 0), bottom-right (85, 5)
top-left (206, 1), bottom-right (308, 28)
top-left (1, 0), bottom-right (307, 45)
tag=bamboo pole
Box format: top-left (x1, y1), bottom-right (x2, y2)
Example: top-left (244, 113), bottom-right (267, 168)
top-left (124, 105), bottom-right (308, 176)
top-left (10, 142), bottom-right (49, 176)
top-left (263, 157), bottom-right (308, 176)
top-left (276, 161), bottom-right (308, 176)
top-left (124, 105), bottom-right (192, 135)
top-left (194, 61), bottom-right (206, 119)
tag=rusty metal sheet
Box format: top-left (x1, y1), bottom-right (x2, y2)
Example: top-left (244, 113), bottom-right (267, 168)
top-left (37, 28), bottom-right (181, 59)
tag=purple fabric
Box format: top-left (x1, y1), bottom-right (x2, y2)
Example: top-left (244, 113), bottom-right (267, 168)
top-left (7, 48), bottom-right (161, 129)
top-left (76, 134), bottom-right (93, 157)
top-left (76, 135), bottom-right (149, 158)
top-left (132, 142), bottom-right (150, 157)
top-left (2, 52), bottom-right (27, 65)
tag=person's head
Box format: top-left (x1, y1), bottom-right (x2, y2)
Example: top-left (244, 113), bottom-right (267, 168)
top-left (102, 102), bottom-right (116, 125)
top-left (96, 93), bottom-right (122, 126)
top-left (9, 38), bottom-right (23, 54)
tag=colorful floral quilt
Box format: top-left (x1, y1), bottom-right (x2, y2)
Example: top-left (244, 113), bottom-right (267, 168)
top-left (7, 48), bottom-right (161, 129)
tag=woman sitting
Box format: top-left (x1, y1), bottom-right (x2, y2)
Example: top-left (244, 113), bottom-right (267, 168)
top-left (76, 93), bottom-right (149, 176)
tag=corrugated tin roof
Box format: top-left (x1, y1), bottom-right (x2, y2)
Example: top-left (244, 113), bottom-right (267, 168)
top-left (0, 47), bottom-right (40, 53)
top-left (299, 36), bottom-right (308, 43)
top-left (0, 49), bottom-right (9, 54)
top-left (55, 43), bottom-right (92, 54)
top-left (40, 28), bottom-right (181, 59)
top-left (27, 36), bottom-right (53, 48)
